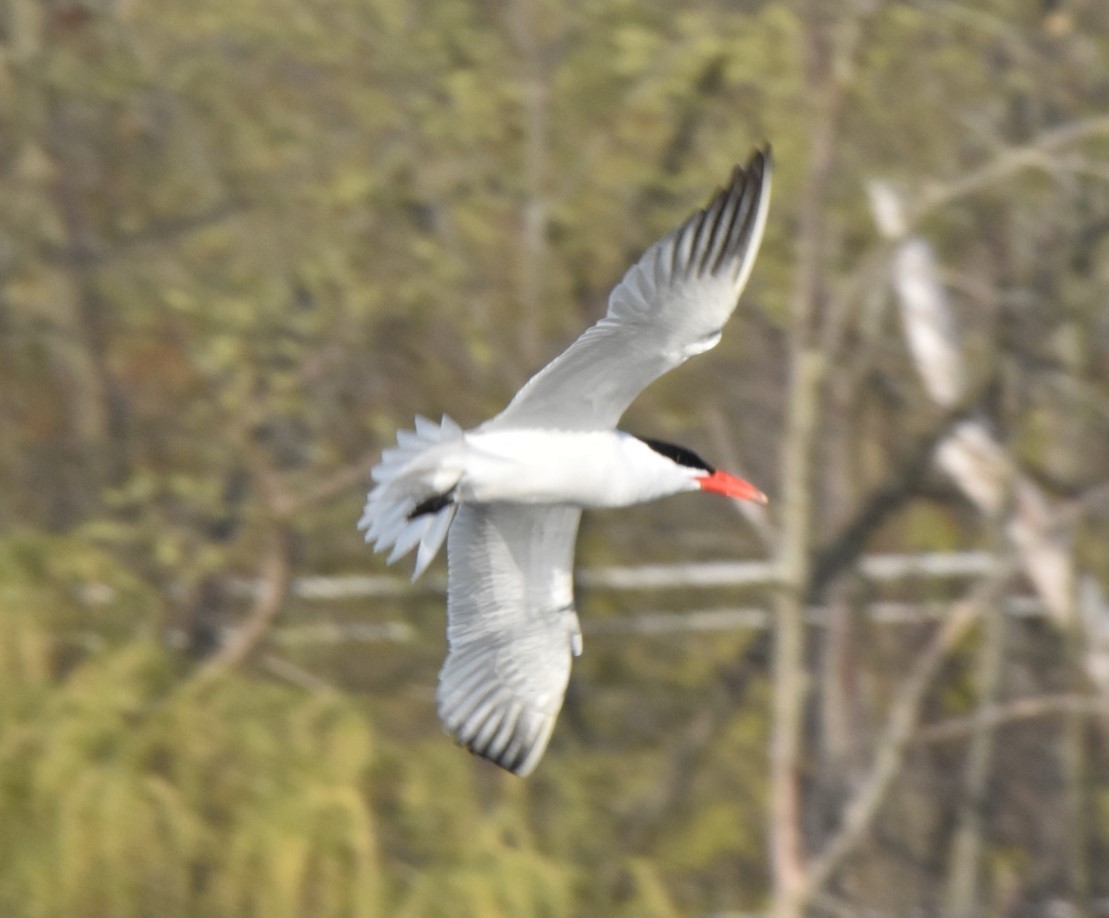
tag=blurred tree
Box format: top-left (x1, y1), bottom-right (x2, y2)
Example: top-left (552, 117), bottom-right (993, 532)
top-left (0, 0), bottom-right (1107, 915)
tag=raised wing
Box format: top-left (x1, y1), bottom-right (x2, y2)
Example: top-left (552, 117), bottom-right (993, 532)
top-left (436, 503), bottom-right (583, 776)
top-left (484, 147), bottom-right (771, 432)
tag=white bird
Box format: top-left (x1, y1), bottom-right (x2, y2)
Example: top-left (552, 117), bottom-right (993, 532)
top-left (359, 148), bottom-right (772, 776)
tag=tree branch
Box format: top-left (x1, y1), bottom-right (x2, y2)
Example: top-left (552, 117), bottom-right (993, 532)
top-left (910, 115), bottom-right (1109, 226)
top-left (801, 565), bottom-right (1013, 903)
top-left (807, 399), bottom-right (976, 602)
top-left (915, 693), bottom-right (1108, 745)
top-left (197, 525), bottom-right (293, 677)
top-left (944, 528), bottom-right (1008, 916)
top-left (772, 7), bottom-right (872, 910)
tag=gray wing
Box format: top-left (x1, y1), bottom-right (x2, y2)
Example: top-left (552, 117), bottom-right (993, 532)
top-left (483, 147), bottom-right (772, 432)
top-left (436, 503), bottom-right (583, 776)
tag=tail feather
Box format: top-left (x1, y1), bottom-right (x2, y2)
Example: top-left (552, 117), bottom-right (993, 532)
top-left (416, 506), bottom-right (455, 575)
top-left (358, 414), bottom-right (463, 580)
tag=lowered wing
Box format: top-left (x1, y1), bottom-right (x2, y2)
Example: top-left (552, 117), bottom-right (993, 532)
top-left (436, 503), bottom-right (583, 776)
top-left (483, 147), bottom-right (771, 433)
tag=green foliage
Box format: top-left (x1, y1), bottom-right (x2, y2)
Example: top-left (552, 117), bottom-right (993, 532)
top-left (0, 646), bottom-right (382, 916)
top-left (393, 825), bottom-right (573, 918)
top-left (0, 539), bottom-right (382, 917)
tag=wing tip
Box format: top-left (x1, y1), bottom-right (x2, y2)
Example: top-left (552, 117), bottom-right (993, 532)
top-left (749, 142), bottom-right (773, 177)
top-left (737, 143), bottom-right (772, 182)
top-left (437, 644), bottom-right (563, 777)
top-left (716, 144), bottom-right (771, 206)
top-left (439, 690), bottom-right (557, 777)
top-left (685, 143), bottom-right (773, 278)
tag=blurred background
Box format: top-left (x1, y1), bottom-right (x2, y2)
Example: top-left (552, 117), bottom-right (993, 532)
top-left (2, 0), bottom-right (1108, 915)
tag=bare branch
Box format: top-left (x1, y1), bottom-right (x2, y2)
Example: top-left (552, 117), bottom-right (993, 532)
top-left (219, 550), bottom-right (1001, 604)
top-left (915, 694), bottom-right (1108, 745)
top-left (772, 6), bottom-right (875, 909)
top-left (260, 653), bottom-right (334, 693)
top-left (945, 531), bottom-right (1008, 915)
top-left (908, 115), bottom-right (1109, 226)
top-left (198, 525), bottom-right (293, 677)
top-left (871, 183), bottom-right (1077, 623)
top-left (510, 0), bottom-right (551, 368)
top-left (802, 565), bottom-right (1013, 903)
top-left (807, 399), bottom-right (974, 602)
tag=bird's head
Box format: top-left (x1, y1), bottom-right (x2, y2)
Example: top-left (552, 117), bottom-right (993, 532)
top-left (636, 437), bottom-right (767, 504)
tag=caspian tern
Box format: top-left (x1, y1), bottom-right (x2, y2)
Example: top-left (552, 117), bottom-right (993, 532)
top-left (359, 147), bottom-right (772, 776)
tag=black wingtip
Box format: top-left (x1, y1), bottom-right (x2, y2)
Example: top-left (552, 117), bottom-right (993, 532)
top-left (736, 144), bottom-right (769, 194)
top-left (437, 644), bottom-right (561, 778)
top-left (688, 144), bottom-right (772, 276)
top-left (730, 145), bottom-right (772, 195)
top-left (444, 704), bottom-right (554, 777)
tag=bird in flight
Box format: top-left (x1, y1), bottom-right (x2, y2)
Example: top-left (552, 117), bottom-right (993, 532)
top-left (359, 147), bottom-right (772, 775)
